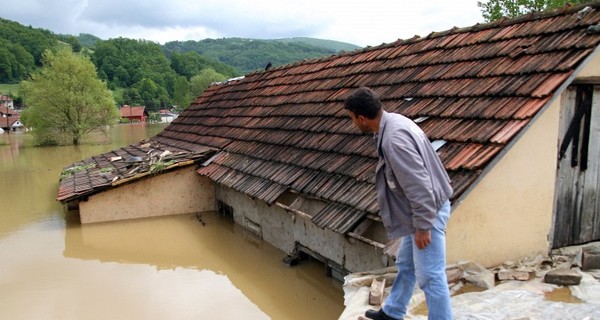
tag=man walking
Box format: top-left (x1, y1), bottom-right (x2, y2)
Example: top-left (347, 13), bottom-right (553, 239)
top-left (344, 87), bottom-right (453, 320)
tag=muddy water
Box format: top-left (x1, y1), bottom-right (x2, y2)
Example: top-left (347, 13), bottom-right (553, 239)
top-left (0, 124), bottom-right (344, 320)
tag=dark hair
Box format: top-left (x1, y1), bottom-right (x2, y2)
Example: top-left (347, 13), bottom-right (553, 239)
top-left (344, 87), bottom-right (382, 119)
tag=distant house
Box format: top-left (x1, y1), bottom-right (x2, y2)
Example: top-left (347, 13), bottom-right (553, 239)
top-left (0, 95), bottom-right (14, 109)
top-left (0, 106), bottom-right (22, 132)
top-left (159, 109), bottom-right (178, 123)
top-left (120, 105), bottom-right (147, 122)
top-left (57, 4), bottom-right (600, 274)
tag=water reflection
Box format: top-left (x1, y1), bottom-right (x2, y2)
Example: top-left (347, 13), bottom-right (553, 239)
top-left (0, 124), bottom-right (344, 320)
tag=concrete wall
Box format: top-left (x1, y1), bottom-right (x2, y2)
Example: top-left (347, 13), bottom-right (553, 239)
top-left (214, 185), bottom-right (388, 273)
top-left (79, 166), bottom-right (215, 223)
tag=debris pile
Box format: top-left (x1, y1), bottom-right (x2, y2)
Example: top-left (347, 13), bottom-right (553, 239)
top-left (339, 242), bottom-right (600, 320)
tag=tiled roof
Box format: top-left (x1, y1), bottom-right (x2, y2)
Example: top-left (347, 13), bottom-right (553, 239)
top-left (0, 115), bottom-right (20, 128)
top-left (186, 4), bottom-right (600, 232)
top-left (57, 4), bottom-right (600, 234)
top-left (0, 106), bottom-right (17, 116)
top-left (56, 139), bottom-right (216, 202)
top-left (120, 105), bottom-right (146, 117)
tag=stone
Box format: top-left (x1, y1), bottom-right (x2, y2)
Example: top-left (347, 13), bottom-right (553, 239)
top-left (497, 269), bottom-right (532, 281)
top-left (544, 268), bottom-right (582, 286)
top-left (582, 245), bottom-right (600, 270)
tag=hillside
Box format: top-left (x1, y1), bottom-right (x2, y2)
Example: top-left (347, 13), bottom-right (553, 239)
top-left (162, 37), bottom-right (360, 75)
top-left (272, 37), bottom-right (359, 52)
top-left (0, 18), bottom-right (58, 82)
top-left (0, 16), bottom-right (362, 110)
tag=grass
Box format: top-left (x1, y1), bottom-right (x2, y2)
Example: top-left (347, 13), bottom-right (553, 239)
top-left (0, 84), bottom-right (20, 96)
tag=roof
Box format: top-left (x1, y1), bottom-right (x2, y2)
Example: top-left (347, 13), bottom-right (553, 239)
top-left (56, 139), bottom-right (216, 202)
top-left (0, 95), bottom-right (13, 102)
top-left (120, 105), bottom-right (146, 117)
top-left (57, 4), bottom-right (600, 234)
top-left (0, 106), bottom-right (17, 116)
top-left (0, 115), bottom-right (20, 128)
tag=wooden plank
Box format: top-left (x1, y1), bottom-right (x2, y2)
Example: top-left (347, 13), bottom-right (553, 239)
top-left (554, 87), bottom-right (577, 248)
top-left (580, 88), bottom-right (600, 242)
top-left (592, 88), bottom-right (600, 240)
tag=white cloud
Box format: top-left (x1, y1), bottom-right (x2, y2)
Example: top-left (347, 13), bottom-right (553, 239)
top-left (1, 0), bottom-right (484, 46)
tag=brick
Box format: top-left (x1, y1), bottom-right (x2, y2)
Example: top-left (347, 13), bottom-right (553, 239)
top-left (369, 277), bottom-right (386, 306)
top-left (497, 269), bottom-right (532, 281)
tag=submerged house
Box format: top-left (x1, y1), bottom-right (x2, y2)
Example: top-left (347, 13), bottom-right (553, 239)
top-left (58, 4), bottom-right (600, 274)
top-left (120, 105), bottom-right (147, 123)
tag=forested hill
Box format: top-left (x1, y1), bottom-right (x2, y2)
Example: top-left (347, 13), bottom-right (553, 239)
top-left (163, 37), bottom-right (360, 75)
top-left (0, 16), bottom-right (361, 111)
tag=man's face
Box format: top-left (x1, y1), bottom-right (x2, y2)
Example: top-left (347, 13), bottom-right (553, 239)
top-left (347, 110), bottom-right (371, 133)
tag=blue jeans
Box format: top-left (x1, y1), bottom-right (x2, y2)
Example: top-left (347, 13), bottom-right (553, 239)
top-left (382, 200), bottom-right (452, 320)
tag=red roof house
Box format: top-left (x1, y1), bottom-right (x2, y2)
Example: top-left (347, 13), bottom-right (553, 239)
top-left (120, 105), bottom-right (147, 122)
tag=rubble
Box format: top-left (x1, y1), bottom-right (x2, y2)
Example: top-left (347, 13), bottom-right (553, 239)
top-left (339, 242), bottom-right (600, 320)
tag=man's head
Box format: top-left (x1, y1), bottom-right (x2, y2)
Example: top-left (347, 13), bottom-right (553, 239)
top-left (344, 87), bottom-right (382, 133)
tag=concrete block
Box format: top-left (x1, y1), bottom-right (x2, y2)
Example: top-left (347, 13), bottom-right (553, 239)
top-left (544, 268), bottom-right (582, 286)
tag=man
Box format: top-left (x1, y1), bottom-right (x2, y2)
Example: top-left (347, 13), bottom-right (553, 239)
top-left (344, 87), bottom-right (453, 320)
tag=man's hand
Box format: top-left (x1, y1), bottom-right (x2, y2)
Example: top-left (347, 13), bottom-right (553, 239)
top-left (415, 229), bottom-right (431, 249)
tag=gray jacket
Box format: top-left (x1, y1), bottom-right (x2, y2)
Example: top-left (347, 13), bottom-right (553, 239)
top-left (375, 111), bottom-right (453, 239)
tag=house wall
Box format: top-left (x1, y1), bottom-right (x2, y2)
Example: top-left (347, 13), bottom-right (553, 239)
top-left (79, 166), bottom-right (215, 223)
top-left (446, 98), bottom-right (561, 267)
top-left (214, 185), bottom-right (388, 273)
top-left (446, 54), bottom-right (600, 267)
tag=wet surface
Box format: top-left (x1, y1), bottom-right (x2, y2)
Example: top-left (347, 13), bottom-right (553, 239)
top-left (0, 124), bottom-right (344, 320)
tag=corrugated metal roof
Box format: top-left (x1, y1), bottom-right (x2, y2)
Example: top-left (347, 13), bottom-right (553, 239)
top-left (57, 4), bottom-right (600, 234)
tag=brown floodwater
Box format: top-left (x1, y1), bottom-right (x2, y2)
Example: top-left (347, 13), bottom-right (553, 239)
top-left (0, 124), bottom-right (344, 320)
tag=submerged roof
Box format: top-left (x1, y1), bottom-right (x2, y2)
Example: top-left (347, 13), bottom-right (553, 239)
top-left (56, 139), bottom-right (215, 202)
top-left (58, 4), bottom-right (600, 234)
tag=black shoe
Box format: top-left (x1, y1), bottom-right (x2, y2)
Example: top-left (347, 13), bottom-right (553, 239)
top-left (364, 308), bottom-right (400, 320)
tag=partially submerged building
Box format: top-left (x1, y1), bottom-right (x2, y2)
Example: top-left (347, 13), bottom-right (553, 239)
top-left (120, 105), bottom-right (148, 123)
top-left (58, 4), bottom-right (600, 274)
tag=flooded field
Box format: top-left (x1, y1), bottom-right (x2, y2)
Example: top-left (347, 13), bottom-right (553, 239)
top-left (0, 124), bottom-right (344, 320)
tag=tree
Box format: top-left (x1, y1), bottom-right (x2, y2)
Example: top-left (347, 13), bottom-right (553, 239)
top-left (172, 76), bottom-right (192, 112)
top-left (132, 77), bottom-right (170, 112)
top-left (20, 48), bottom-right (119, 145)
top-left (190, 68), bottom-right (227, 100)
top-left (478, 0), bottom-right (589, 22)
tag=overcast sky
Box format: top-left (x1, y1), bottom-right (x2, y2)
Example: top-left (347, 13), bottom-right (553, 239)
top-left (2, 0), bottom-right (484, 47)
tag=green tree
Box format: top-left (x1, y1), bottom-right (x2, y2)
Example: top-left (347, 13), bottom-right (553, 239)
top-left (60, 35), bottom-right (82, 52)
top-left (131, 77), bottom-right (170, 112)
top-left (190, 68), bottom-right (226, 99)
top-left (172, 75), bottom-right (192, 112)
top-left (478, 0), bottom-right (589, 22)
top-left (20, 48), bottom-right (119, 145)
